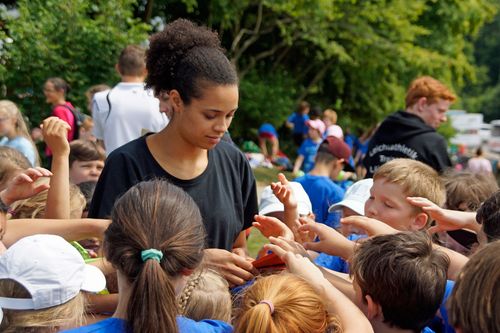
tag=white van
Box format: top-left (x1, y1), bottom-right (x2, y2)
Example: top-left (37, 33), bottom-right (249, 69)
top-left (488, 120), bottom-right (500, 153)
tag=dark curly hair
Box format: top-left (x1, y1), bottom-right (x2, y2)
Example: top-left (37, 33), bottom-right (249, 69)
top-left (145, 18), bottom-right (238, 104)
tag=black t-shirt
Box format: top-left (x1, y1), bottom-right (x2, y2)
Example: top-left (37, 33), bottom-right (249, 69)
top-left (88, 135), bottom-right (258, 250)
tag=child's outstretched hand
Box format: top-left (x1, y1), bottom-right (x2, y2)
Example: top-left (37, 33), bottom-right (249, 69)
top-left (406, 197), bottom-right (479, 234)
top-left (41, 116), bottom-right (71, 157)
top-left (282, 252), bottom-right (328, 289)
top-left (0, 167), bottom-right (52, 205)
top-left (270, 173), bottom-right (297, 209)
top-left (340, 215), bottom-right (398, 236)
top-left (264, 236), bottom-right (310, 259)
top-left (253, 215), bottom-right (294, 240)
top-left (300, 222), bottom-right (355, 259)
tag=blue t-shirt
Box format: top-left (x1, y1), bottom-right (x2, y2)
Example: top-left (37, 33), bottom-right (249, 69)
top-left (314, 234), bottom-right (364, 273)
top-left (258, 123), bottom-right (278, 138)
top-left (287, 113), bottom-right (309, 135)
top-left (0, 136), bottom-right (36, 166)
top-left (62, 316), bottom-right (233, 333)
top-left (295, 174), bottom-right (345, 228)
top-left (297, 139), bottom-right (322, 173)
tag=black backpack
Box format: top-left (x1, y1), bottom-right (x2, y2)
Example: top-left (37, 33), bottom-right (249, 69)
top-left (62, 104), bottom-right (85, 141)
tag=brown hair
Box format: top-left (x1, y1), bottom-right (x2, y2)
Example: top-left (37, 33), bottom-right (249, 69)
top-left (234, 273), bottom-right (342, 333)
top-left (297, 101), bottom-right (310, 114)
top-left (476, 190), bottom-right (500, 242)
top-left (69, 139), bottom-right (105, 166)
top-left (0, 279), bottom-right (85, 332)
top-left (118, 45), bottom-right (146, 77)
top-left (350, 231), bottom-right (449, 332)
top-left (441, 170), bottom-right (498, 211)
top-left (374, 159), bottom-right (446, 217)
top-left (104, 180), bottom-right (206, 333)
top-left (46, 77), bottom-right (70, 94)
top-left (178, 268), bottom-right (231, 322)
top-left (448, 241), bottom-right (500, 333)
top-left (405, 76), bottom-right (456, 109)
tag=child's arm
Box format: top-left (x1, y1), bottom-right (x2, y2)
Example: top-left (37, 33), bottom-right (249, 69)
top-left (299, 222), bottom-right (356, 260)
top-left (340, 215), bottom-right (469, 280)
top-left (271, 173), bottom-right (300, 231)
top-left (42, 117), bottom-right (71, 219)
top-left (407, 197), bottom-right (480, 234)
top-left (283, 252), bottom-right (373, 333)
top-left (292, 155), bottom-right (304, 175)
top-left (3, 218), bottom-right (110, 247)
top-left (0, 168), bottom-right (52, 205)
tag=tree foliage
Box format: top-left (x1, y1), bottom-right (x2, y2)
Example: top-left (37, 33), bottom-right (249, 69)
top-left (0, 0), bottom-right (150, 125)
top-left (150, 0), bottom-right (497, 133)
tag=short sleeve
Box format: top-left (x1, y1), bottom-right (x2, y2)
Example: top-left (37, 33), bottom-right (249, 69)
top-left (88, 151), bottom-right (141, 218)
top-left (91, 97), bottom-right (105, 140)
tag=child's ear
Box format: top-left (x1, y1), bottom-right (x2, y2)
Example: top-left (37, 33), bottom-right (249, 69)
top-left (365, 294), bottom-right (382, 320)
top-left (410, 212), bottom-right (428, 231)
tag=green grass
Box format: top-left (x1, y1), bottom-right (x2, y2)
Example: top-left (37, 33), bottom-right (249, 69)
top-left (246, 167), bottom-right (295, 258)
top-left (252, 167), bottom-right (294, 186)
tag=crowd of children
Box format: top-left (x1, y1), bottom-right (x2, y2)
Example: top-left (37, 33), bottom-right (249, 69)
top-left (0, 17), bottom-right (498, 333)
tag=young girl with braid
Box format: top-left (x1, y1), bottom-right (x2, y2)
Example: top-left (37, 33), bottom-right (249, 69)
top-left (63, 180), bottom-right (232, 333)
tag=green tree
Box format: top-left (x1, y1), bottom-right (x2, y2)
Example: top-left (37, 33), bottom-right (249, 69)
top-left (1, 0), bottom-right (150, 125)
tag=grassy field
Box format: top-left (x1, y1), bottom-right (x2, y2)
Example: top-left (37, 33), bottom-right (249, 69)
top-left (247, 167), bottom-right (294, 258)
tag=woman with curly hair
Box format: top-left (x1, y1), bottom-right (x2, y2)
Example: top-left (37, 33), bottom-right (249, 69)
top-left (89, 19), bottom-right (258, 286)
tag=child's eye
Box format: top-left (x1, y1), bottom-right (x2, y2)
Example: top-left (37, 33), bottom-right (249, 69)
top-left (204, 114), bottom-right (216, 120)
top-left (384, 202), bottom-right (393, 208)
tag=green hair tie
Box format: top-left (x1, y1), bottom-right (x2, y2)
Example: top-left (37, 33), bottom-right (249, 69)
top-left (141, 249), bottom-right (163, 263)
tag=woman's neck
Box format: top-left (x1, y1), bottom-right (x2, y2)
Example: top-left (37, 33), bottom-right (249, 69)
top-left (146, 125), bottom-right (209, 180)
top-left (52, 98), bottom-right (66, 106)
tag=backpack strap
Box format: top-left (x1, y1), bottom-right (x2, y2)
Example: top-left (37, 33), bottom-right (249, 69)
top-left (105, 88), bottom-right (113, 122)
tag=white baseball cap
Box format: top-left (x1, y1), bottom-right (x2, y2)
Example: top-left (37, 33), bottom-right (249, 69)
top-left (259, 182), bottom-right (312, 216)
top-left (0, 234), bottom-right (106, 316)
top-left (328, 178), bottom-right (373, 215)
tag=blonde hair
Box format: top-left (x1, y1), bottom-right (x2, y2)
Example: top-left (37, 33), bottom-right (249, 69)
top-left (0, 279), bottom-right (85, 333)
top-left (234, 273), bottom-right (342, 333)
top-left (374, 158), bottom-right (446, 210)
top-left (0, 100), bottom-right (40, 166)
top-left (322, 109), bottom-right (338, 125)
top-left (8, 177), bottom-right (86, 219)
top-left (178, 268), bottom-right (231, 322)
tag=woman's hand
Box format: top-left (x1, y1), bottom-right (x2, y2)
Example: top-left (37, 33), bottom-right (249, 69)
top-left (203, 248), bottom-right (258, 286)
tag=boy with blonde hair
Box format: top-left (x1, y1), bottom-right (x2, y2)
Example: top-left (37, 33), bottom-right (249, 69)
top-left (366, 158), bottom-right (446, 230)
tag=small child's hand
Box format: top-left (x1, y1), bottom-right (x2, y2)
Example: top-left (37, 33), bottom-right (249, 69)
top-left (407, 196), bottom-right (478, 234)
top-left (253, 215), bottom-right (294, 240)
top-left (0, 167), bottom-right (52, 205)
top-left (300, 222), bottom-right (355, 259)
top-left (294, 215), bottom-right (317, 243)
top-left (282, 252), bottom-right (328, 289)
top-left (270, 173), bottom-right (298, 209)
top-left (264, 236), bottom-right (310, 259)
top-left (41, 117), bottom-right (71, 157)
